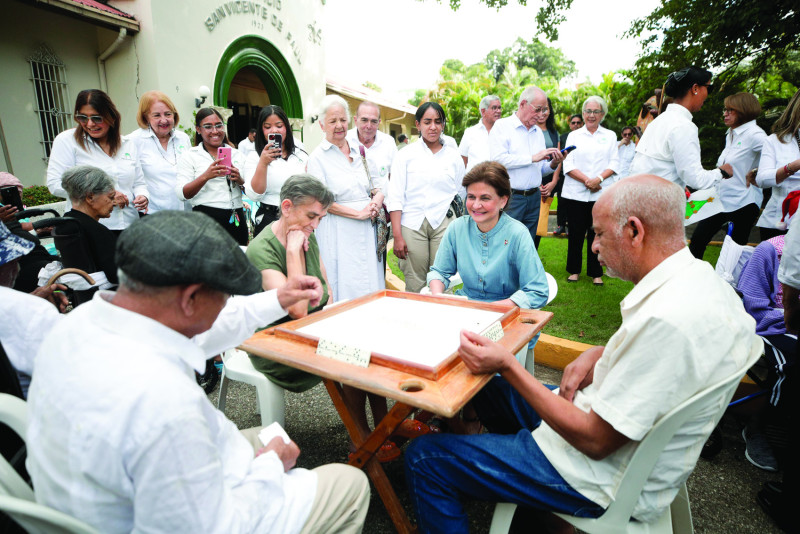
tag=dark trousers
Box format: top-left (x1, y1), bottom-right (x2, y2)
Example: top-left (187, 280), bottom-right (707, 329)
top-left (506, 189), bottom-right (541, 249)
top-left (192, 205), bottom-right (249, 246)
top-left (689, 203), bottom-right (759, 259)
top-left (563, 197), bottom-right (602, 277)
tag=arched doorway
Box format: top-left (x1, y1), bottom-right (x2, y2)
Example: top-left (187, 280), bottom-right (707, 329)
top-left (214, 35), bottom-right (303, 145)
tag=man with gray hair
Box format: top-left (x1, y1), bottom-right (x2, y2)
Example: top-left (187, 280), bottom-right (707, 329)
top-left (460, 95), bottom-right (502, 173)
top-left (405, 175), bottom-right (760, 532)
top-left (26, 211), bottom-right (370, 534)
top-left (489, 86), bottom-right (564, 248)
top-left (346, 101), bottom-right (397, 183)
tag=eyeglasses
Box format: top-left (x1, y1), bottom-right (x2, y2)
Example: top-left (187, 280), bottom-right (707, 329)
top-left (570, 120), bottom-right (582, 125)
top-left (722, 108), bottom-right (737, 114)
top-left (583, 109), bottom-right (604, 115)
top-left (75, 114), bottom-right (104, 125)
top-left (200, 123), bottom-right (225, 131)
top-left (527, 103), bottom-right (549, 114)
top-left (622, 132), bottom-right (633, 137)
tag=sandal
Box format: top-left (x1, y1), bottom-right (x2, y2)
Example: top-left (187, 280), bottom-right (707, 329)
top-left (348, 440), bottom-right (401, 464)
top-left (392, 419), bottom-right (438, 439)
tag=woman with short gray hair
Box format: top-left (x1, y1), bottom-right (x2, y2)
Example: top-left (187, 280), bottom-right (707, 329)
top-left (61, 165), bottom-right (120, 284)
top-left (561, 95), bottom-right (620, 286)
top-left (306, 96), bottom-right (386, 302)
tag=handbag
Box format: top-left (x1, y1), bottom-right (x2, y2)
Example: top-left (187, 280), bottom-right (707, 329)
top-left (358, 145), bottom-right (389, 260)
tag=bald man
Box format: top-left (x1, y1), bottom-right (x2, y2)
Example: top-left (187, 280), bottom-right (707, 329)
top-left (405, 175), bottom-right (761, 533)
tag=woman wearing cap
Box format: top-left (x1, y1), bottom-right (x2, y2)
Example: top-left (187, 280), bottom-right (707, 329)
top-left (754, 88), bottom-right (800, 241)
top-left (630, 66), bottom-right (733, 190)
top-left (561, 96), bottom-right (619, 286)
top-left (127, 90), bottom-right (191, 213)
top-left (387, 101), bottom-right (465, 293)
top-left (688, 93), bottom-right (767, 258)
top-left (307, 95), bottom-right (386, 301)
top-left (176, 107), bottom-right (247, 245)
top-left (244, 105), bottom-right (308, 237)
top-left (61, 165), bottom-right (119, 285)
top-left (47, 89), bottom-right (148, 233)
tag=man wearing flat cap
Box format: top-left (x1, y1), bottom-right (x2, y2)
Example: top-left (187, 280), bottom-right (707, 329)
top-left (26, 211), bottom-right (370, 534)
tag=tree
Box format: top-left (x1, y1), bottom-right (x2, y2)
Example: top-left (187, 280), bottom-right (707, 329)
top-left (485, 37), bottom-right (575, 81)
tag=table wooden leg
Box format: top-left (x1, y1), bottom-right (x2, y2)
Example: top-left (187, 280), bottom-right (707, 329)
top-left (323, 379), bottom-right (419, 534)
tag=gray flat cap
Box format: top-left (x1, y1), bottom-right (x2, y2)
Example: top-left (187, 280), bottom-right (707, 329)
top-left (116, 211), bottom-right (261, 295)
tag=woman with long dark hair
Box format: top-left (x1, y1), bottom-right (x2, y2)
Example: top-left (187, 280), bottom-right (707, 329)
top-left (176, 107), bottom-right (248, 245)
top-left (630, 66), bottom-right (733, 189)
top-left (244, 105), bottom-right (308, 236)
top-left (47, 89), bottom-right (148, 232)
top-left (387, 101), bottom-right (465, 293)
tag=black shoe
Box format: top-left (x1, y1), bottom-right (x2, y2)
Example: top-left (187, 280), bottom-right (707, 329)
top-left (554, 225), bottom-right (565, 236)
top-left (700, 425), bottom-right (723, 459)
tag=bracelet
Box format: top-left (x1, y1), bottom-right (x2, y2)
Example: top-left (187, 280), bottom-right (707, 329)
top-left (786, 164), bottom-right (794, 176)
top-left (598, 175), bottom-right (605, 183)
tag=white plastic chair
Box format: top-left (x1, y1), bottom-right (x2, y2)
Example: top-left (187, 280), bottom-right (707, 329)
top-left (489, 349), bottom-right (760, 534)
top-left (0, 494), bottom-right (99, 534)
top-left (0, 393), bottom-right (34, 501)
top-left (217, 348), bottom-right (285, 427)
top-left (714, 235), bottom-right (754, 289)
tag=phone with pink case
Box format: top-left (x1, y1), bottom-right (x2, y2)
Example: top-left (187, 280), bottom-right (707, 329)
top-left (217, 146), bottom-right (232, 175)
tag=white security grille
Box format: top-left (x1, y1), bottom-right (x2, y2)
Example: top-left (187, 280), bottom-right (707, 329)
top-left (28, 44), bottom-right (71, 160)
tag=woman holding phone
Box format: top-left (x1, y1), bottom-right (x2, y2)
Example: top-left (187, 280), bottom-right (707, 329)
top-left (244, 105), bottom-right (308, 237)
top-left (176, 107), bottom-right (248, 245)
top-left (47, 89), bottom-right (148, 233)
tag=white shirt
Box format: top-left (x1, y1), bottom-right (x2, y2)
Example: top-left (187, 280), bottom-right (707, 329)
top-left (630, 104), bottom-right (723, 189)
top-left (47, 129), bottom-right (149, 230)
top-left (460, 121), bottom-right (490, 173)
top-left (386, 139), bottom-right (465, 231)
top-left (756, 133), bottom-right (800, 229)
top-left (0, 287), bottom-right (61, 376)
top-left (779, 215), bottom-right (800, 289)
top-left (27, 291), bottom-right (316, 534)
top-left (561, 125), bottom-right (620, 202)
top-left (238, 137), bottom-right (256, 158)
top-left (243, 149), bottom-right (308, 206)
top-left (176, 145), bottom-right (246, 209)
top-left (306, 139), bottom-right (386, 204)
top-left (715, 120), bottom-right (767, 212)
top-left (346, 128), bottom-right (398, 184)
top-left (616, 141), bottom-right (636, 178)
top-left (128, 128), bottom-right (192, 213)
top-left (489, 113), bottom-right (554, 190)
top-left (534, 248), bottom-right (760, 522)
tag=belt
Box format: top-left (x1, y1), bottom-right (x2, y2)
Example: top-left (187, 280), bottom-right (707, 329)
top-left (511, 187), bottom-right (539, 197)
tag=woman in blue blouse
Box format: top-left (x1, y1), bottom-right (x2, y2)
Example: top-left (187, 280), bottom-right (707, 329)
top-left (428, 161), bottom-right (549, 310)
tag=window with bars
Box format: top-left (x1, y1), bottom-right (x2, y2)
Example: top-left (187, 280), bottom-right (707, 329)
top-left (28, 44), bottom-right (71, 160)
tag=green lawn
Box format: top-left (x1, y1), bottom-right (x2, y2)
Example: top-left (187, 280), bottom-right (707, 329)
top-left (389, 237), bottom-right (721, 346)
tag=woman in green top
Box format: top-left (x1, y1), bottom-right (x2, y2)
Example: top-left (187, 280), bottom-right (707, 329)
top-left (246, 174), bottom-right (333, 392)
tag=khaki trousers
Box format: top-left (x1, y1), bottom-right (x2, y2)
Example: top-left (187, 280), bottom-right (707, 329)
top-left (400, 215), bottom-right (453, 293)
top-left (241, 427), bottom-right (370, 534)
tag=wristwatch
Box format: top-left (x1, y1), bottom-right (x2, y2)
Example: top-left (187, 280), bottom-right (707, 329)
top-left (719, 167), bottom-right (732, 179)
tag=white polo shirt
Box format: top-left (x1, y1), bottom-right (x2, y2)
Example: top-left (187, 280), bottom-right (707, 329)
top-left (176, 145), bottom-right (246, 210)
top-left (346, 128), bottom-right (398, 185)
top-left (127, 128), bottom-right (191, 213)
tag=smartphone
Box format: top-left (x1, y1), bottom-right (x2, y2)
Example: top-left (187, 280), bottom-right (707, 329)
top-left (217, 146), bottom-right (232, 175)
top-left (0, 186), bottom-right (23, 211)
top-left (267, 133), bottom-right (282, 150)
top-left (561, 145), bottom-right (577, 155)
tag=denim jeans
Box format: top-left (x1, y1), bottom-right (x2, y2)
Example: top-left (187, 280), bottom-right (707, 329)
top-left (505, 190), bottom-right (541, 248)
top-left (405, 377), bottom-right (604, 533)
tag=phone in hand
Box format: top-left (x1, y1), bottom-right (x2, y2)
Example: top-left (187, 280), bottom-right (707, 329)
top-left (561, 145), bottom-right (577, 155)
top-left (0, 186), bottom-right (24, 211)
top-left (217, 146), bottom-right (232, 175)
top-left (267, 133), bottom-right (282, 150)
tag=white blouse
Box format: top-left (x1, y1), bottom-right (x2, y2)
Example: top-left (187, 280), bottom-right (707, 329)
top-left (716, 120), bottom-right (767, 212)
top-left (306, 139), bottom-right (385, 204)
top-left (127, 128), bottom-right (191, 213)
top-left (562, 125), bottom-right (620, 202)
top-left (47, 128), bottom-right (148, 230)
top-left (176, 145), bottom-right (245, 210)
top-left (243, 148), bottom-right (308, 206)
top-left (756, 132), bottom-right (800, 229)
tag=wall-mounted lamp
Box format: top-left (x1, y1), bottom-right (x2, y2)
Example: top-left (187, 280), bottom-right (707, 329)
top-left (310, 115), bottom-right (319, 124)
top-left (195, 85), bottom-right (211, 108)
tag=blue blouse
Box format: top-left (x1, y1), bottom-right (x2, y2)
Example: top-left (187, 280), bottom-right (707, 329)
top-left (427, 213), bottom-right (549, 308)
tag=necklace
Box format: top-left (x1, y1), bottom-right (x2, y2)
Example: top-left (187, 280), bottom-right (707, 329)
top-left (151, 133), bottom-right (177, 166)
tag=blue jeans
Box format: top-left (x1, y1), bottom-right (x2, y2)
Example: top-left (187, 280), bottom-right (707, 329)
top-left (505, 190), bottom-right (541, 248)
top-left (405, 378), bottom-right (604, 533)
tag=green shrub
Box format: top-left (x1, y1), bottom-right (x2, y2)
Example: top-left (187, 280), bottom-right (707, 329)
top-left (22, 185), bottom-right (64, 207)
